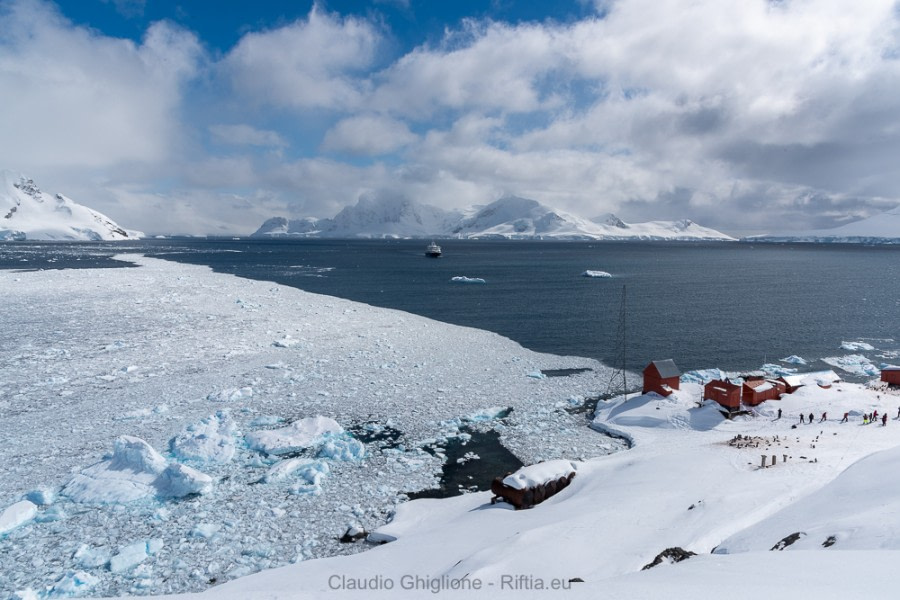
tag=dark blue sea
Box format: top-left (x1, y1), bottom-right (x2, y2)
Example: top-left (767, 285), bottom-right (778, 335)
top-left (3, 238), bottom-right (899, 380)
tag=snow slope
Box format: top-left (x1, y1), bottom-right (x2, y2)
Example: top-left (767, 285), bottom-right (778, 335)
top-left (251, 195), bottom-right (734, 241)
top-left (157, 381), bottom-right (900, 600)
top-left (0, 171), bottom-right (141, 241)
top-left (747, 205), bottom-right (900, 243)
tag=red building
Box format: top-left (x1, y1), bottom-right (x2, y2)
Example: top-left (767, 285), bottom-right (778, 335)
top-left (704, 379), bottom-right (742, 411)
top-left (643, 360), bottom-right (681, 397)
top-left (742, 379), bottom-right (786, 406)
top-left (882, 367), bottom-right (900, 385)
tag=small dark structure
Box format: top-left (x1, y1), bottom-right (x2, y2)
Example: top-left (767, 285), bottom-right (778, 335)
top-left (642, 359), bottom-right (681, 397)
top-left (704, 379), bottom-right (742, 411)
top-left (881, 367), bottom-right (900, 386)
top-left (742, 379), bottom-right (786, 406)
top-left (491, 472), bottom-right (576, 510)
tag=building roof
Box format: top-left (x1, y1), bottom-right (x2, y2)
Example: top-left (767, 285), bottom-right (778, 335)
top-left (648, 359), bottom-right (680, 379)
top-left (882, 366), bottom-right (900, 372)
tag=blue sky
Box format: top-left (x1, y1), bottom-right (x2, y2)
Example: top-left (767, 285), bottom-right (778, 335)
top-left (2, 0), bottom-right (900, 235)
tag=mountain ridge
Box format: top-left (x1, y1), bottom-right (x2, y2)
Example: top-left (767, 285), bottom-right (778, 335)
top-left (252, 195), bottom-right (735, 241)
top-left (0, 171), bottom-right (141, 241)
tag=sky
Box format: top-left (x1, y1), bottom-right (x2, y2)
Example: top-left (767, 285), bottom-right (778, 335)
top-left (2, 0), bottom-right (900, 236)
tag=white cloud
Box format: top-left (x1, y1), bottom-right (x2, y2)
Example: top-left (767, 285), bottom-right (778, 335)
top-left (223, 5), bottom-right (380, 111)
top-left (321, 115), bottom-right (417, 155)
top-left (209, 124), bottom-right (288, 149)
top-left (0, 0), bottom-right (201, 171)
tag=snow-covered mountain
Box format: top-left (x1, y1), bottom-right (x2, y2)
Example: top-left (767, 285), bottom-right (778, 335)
top-left (746, 205), bottom-right (900, 244)
top-left (252, 196), bottom-right (734, 241)
top-left (0, 171), bottom-right (141, 241)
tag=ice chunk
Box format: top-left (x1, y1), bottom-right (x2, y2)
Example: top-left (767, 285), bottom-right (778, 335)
top-left (781, 355), bottom-right (808, 365)
top-left (502, 460), bottom-right (577, 490)
top-left (47, 570), bottom-right (100, 597)
top-left (265, 458), bottom-right (330, 484)
top-left (73, 544), bottom-right (111, 569)
top-left (0, 500), bottom-right (38, 536)
top-left (449, 276), bottom-right (486, 284)
top-left (206, 386), bottom-right (253, 402)
top-left (581, 270), bottom-right (612, 278)
top-left (169, 411), bottom-right (239, 464)
top-left (681, 368), bottom-right (728, 384)
top-left (822, 354), bottom-right (880, 377)
top-left (841, 341), bottom-right (875, 351)
top-left (190, 523), bottom-right (221, 539)
top-left (273, 336), bottom-right (301, 348)
top-left (463, 406), bottom-right (510, 422)
top-left (245, 416), bottom-right (344, 455)
top-left (63, 436), bottom-right (212, 503)
top-left (526, 371), bottom-right (547, 379)
top-left (62, 436), bottom-right (167, 504)
top-left (109, 540), bottom-right (162, 574)
top-left (761, 363), bottom-right (797, 377)
top-left (317, 436), bottom-right (366, 462)
top-left (155, 463), bottom-right (214, 498)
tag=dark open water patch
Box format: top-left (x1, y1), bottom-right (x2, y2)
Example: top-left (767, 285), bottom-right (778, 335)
top-left (408, 429), bottom-right (524, 500)
top-left (542, 368), bottom-right (593, 377)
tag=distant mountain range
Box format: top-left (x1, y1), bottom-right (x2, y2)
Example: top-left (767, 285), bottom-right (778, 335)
top-left (253, 196), bottom-right (735, 241)
top-left (745, 206), bottom-right (900, 244)
top-left (0, 171), bottom-right (141, 241)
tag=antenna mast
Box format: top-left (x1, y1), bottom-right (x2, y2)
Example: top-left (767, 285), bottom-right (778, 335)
top-left (605, 284), bottom-right (628, 399)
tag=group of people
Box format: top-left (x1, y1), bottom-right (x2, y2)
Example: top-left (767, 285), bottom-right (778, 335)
top-left (780, 406), bottom-right (897, 427)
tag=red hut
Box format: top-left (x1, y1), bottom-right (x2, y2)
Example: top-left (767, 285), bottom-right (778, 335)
top-left (643, 359), bottom-right (681, 397)
top-left (742, 379), bottom-right (786, 406)
top-left (882, 367), bottom-right (900, 385)
top-left (704, 379), bottom-right (742, 411)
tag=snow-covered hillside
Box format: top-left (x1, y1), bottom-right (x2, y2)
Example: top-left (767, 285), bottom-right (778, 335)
top-left (0, 171), bottom-right (141, 241)
top-left (252, 196), bottom-right (734, 241)
top-left (747, 205), bottom-right (900, 243)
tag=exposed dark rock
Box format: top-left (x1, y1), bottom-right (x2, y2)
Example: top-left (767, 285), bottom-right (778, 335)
top-left (822, 535), bottom-right (837, 548)
top-left (642, 547), bottom-right (697, 570)
top-left (771, 532), bottom-right (805, 551)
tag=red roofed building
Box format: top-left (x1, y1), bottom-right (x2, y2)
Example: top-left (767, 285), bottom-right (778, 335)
top-left (643, 360), bottom-right (681, 397)
top-left (704, 379), bottom-right (742, 411)
top-left (742, 379), bottom-right (786, 406)
top-left (882, 367), bottom-right (900, 385)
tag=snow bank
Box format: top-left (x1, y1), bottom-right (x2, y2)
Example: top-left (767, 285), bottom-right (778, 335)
top-left (502, 460), bottom-right (577, 490)
top-left (245, 416), bottom-right (344, 455)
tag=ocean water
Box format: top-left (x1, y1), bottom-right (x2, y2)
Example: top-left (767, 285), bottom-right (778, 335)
top-left (3, 238), bottom-right (899, 380)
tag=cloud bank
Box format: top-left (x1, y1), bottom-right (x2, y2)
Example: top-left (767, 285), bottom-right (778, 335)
top-left (2, 0), bottom-right (900, 235)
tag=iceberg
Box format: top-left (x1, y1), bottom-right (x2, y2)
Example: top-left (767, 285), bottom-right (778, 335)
top-left (0, 500), bottom-right (38, 536)
top-left (245, 416), bottom-right (344, 455)
top-left (450, 276), bottom-right (486, 284)
top-left (581, 270), bottom-right (612, 278)
top-left (169, 411), bottom-right (239, 464)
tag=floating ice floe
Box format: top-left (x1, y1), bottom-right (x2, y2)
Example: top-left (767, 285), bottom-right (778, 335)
top-left (463, 406), bottom-right (511, 422)
top-left (841, 341), bottom-right (876, 351)
top-left (46, 570), bottom-right (100, 597)
top-left (61, 436), bottom-right (212, 504)
top-left (822, 354), bottom-right (881, 377)
top-left (681, 369), bottom-right (728, 385)
top-left (206, 386), bottom-right (253, 402)
top-left (449, 276), bottom-right (486, 284)
top-left (169, 411), bottom-right (239, 464)
top-left (781, 355), bottom-right (808, 365)
top-left (245, 416), bottom-right (344, 455)
top-left (272, 336), bottom-right (301, 348)
top-left (73, 544), bottom-right (111, 569)
top-left (761, 363), bottom-right (798, 377)
top-left (318, 435), bottom-right (366, 462)
top-left (0, 500), bottom-right (38, 536)
top-left (109, 539), bottom-right (163, 574)
top-left (581, 270), bottom-right (612, 278)
top-left (502, 460), bottom-right (578, 490)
